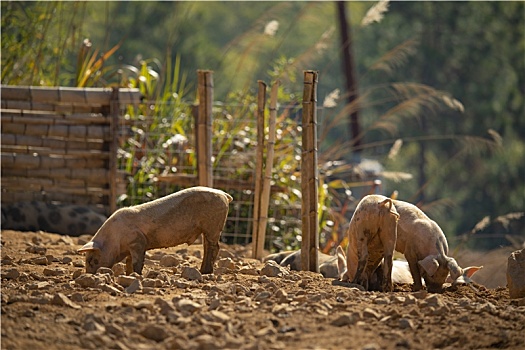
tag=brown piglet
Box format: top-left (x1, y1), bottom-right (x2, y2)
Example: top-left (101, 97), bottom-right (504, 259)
top-left (78, 186), bottom-right (232, 275)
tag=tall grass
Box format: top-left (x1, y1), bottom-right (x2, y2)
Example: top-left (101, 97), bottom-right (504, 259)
top-left (1, 1), bottom-right (502, 251)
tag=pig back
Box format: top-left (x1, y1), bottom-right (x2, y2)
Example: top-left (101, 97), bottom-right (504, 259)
top-left (353, 195), bottom-right (397, 232)
top-left (393, 200), bottom-right (449, 257)
top-left (130, 187), bottom-right (231, 249)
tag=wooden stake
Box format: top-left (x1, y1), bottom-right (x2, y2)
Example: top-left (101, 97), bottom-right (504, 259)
top-left (301, 71), bottom-right (319, 272)
top-left (197, 70), bottom-right (214, 188)
top-left (109, 87), bottom-right (119, 214)
top-left (256, 80), bottom-right (279, 260)
top-left (252, 81), bottom-right (267, 259)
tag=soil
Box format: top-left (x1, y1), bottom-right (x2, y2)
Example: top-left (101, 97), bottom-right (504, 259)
top-left (1, 229), bottom-right (524, 350)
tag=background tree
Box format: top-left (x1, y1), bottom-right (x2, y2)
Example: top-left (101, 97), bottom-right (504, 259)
top-left (2, 1), bottom-right (523, 249)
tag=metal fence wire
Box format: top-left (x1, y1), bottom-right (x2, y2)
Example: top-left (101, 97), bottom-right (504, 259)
top-left (116, 100), bottom-right (308, 250)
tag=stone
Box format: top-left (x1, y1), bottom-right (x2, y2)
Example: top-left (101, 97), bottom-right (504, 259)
top-left (31, 256), bottom-right (49, 265)
top-left (480, 302), bottom-right (497, 315)
top-left (2, 268), bottom-right (20, 280)
top-left (160, 255), bottom-right (180, 267)
top-left (507, 248), bottom-right (525, 299)
top-left (52, 293), bottom-right (81, 309)
top-left (100, 284), bottom-right (122, 295)
top-left (255, 291), bottom-right (272, 301)
top-left (26, 245), bottom-right (47, 255)
top-left (28, 281), bottom-right (53, 290)
top-left (43, 268), bottom-right (66, 276)
top-left (125, 279), bottom-right (142, 294)
top-left (29, 294), bottom-right (53, 305)
top-left (56, 236), bottom-right (74, 245)
top-left (155, 298), bottom-right (175, 315)
top-left (145, 270), bottom-right (160, 279)
top-left (274, 289), bottom-right (289, 303)
top-left (96, 267), bottom-right (114, 276)
top-left (404, 294), bottom-right (417, 305)
top-left (174, 279), bottom-right (190, 289)
top-left (239, 267), bottom-right (259, 276)
top-left (181, 266), bottom-right (203, 281)
top-left (208, 310), bottom-right (230, 323)
top-left (112, 263), bottom-right (126, 276)
top-left (373, 297), bottom-right (390, 305)
top-left (260, 261), bottom-right (289, 277)
top-left (175, 298), bottom-right (203, 314)
top-left (209, 298), bottom-right (221, 310)
top-left (117, 275), bottom-right (137, 288)
top-left (142, 278), bottom-right (157, 288)
top-left (134, 300), bottom-right (155, 311)
top-left (75, 274), bottom-right (98, 288)
top-left (73, 260), bottom-right (85, 268)
top-left (218, 249), bottom-right (235, 259)
top-left (398, 318), bottom-right (416, 330)
top-left (83, 319), bottom-right (105, 333)
top-left (412, 290), bottom-right (428, 299)
top-left (105, 324), bottom-right (125, 337)
top-left (363, 308), bottom-right (381, 320)
top-left (141, 287), bottom-right (157, 295)
top-left (426, 294), bottom-right (444, 306)
top-left (71, 293), bottom-right (85, 303)
top-left (46, 255), bottom-right (58, 263)
top-left (194, 334), bottom-right (220, 349)
top-left (217, 258), bottom-right (236, 269)
top-left (72, 269), bottom-right (83, 279)
top-left (331, 313), bottom-right (358, 327)
top-left (391, 296), bottom-right (406, 304)
top-left (140, 324), bottom-right (169, 342)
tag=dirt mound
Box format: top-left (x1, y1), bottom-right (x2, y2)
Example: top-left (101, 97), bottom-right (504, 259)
top-left (1, 230), bottom-right (524, 350)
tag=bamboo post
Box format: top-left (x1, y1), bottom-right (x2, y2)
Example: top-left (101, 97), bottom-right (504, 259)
top-left (301, 71), bottom-right (319, 272)
top-left (252, 81), bottom-right (267, 259)
top-left (197, 70), bottom-right (214, 187)
top-left (256, 80), bottom-right (279, 260)
top-left (108, 87), bottom-right (119, 215)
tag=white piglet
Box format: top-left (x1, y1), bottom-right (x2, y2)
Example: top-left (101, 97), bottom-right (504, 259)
top-left (393, 199), bottom-right (464, 292)
top-left (78, 187), bottom-right (232, 275)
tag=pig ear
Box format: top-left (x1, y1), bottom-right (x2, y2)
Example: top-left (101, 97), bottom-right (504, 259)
top-left (446, 257), bottom-right (463, 281)
top-left (448, 265), bottom-right (483, 284)
top-left (418, 255), bottom-right (439, 277)
top-left (463, 265), bottom-right (483, 279)
top-left (78, 241), bottom-right (102, 253)
top-left (336, 246), bottom-right (347, 280)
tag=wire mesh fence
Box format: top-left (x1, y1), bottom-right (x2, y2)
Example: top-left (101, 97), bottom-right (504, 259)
top-left (116, 99), bottom-right (307, 250)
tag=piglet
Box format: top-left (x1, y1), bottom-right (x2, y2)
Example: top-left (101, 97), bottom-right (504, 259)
top-left (393, 199), bottom-right (464, 292)
top-left (342, 195), bottom-right (400, 292)
top-left (78, 186), bottom-right (232, 275)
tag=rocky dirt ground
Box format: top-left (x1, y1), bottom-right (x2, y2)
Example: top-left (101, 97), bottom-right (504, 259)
top-left (1, 229), bottom-right (524, 350)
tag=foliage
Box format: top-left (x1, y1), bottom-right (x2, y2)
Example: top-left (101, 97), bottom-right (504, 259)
top-left (116, 55), bottom-right (192, 205)
top-left (1, 1), bottom-right (523, 250)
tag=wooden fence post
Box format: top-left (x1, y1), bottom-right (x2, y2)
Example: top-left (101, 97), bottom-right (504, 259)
top-left (301, 71), bottom-right (319, 272)
top-left (197, 70), bottom-right (214, 187)
top-left (254, 80), bottom-right (279, 259)
top-left (109, 87), bottom-right (119, 215)
top-left (252, 81), bottom-right (267, 259)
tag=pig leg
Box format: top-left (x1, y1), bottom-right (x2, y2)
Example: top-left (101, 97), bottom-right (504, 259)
top-left (353, 235), bottom-right (369, 289)
top-left (406, 254), bottom-right (424, 291)
top-left (379, 227), bottom-right (396, 292)
top-left (381, 254), bottom-right (394, 292)
top-left (201, 236), bottom-right (219, 274)
top-left (127, 230), bottom-right (148, 274)
top-left (125, 256), bottom-right (133, 275)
